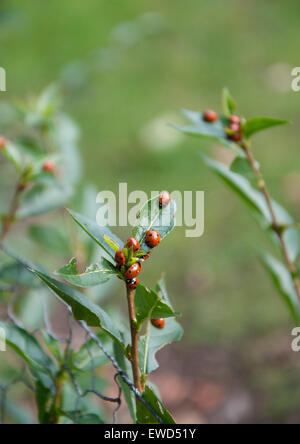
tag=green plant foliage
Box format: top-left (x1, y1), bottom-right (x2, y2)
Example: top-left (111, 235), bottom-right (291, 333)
top-left (136, 385), bottom-right (175, 424)
top-left (242, 117), bottom-right (289, 138)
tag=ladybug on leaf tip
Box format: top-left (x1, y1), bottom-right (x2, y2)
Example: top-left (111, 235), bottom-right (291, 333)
top-left (145, 230), bottom-right (160, 248)
top-left (151, 318), bottom-right (165, 329)
top-left (0, 136), bottom-right (6, 149)
top-left (203, 109), bottom-right (218, 123)
top-left (159, 191), bottom-right (170, 209)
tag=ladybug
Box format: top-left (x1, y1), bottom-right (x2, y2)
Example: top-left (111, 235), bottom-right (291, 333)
top-left (115, 250), bottom-right (125, 266)
top-left (159, 191), bottom-right (170, 209)
top-left (43, 160), bottom-right (55, 172)
top-left (125, 263), bottom-right (141, 279)
top-left (141, 251), bottom-right (152, 261)
top-left (151, 318), bottom-right (165, 329)
top-left (0, 136), bottom-right (6, 149)
top-left (126, 277), bottom-right (138, 290)
top-left (228, 123), bottom-right (240, 132)
top-left (203, 109), bottom-right (218, 123)
top-left (227, 131), bottom-right (242, 142)
top-left (126, 237), bottom-right (140, 252)
top-left (229, 115), bottom-right (241, 125)
top-left (145, 230), bottom-right (160, 248)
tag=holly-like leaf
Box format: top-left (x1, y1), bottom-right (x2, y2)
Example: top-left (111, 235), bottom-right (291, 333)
top-left (68, 209), bottom-right (124, 260)
top-left (243, 117), bottom-right (289, 138)
top-left (222, 88), bottom-right (236, 117)
top-left (33, 270), bottom-right (126, 352)
top-left (137, 385), bottom-right (175, 424)
top-left (133, 195), bottom-right (176, 253)
top-left (135, 284), bottom-right (179, 329)
top-left (261, 253), bottom-right (300, 324)
top-left (139, 278), bottom-right (183, 375)
top-left (55, 257), bottom-right (119, 288)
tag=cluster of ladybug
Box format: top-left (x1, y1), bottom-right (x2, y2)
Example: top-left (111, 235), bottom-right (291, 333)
top-left (114, 191), bottom-right (171, 329)
top-left (0, 135), bottom-right (55, 172)
top-left (203, 109), bottom-right (243, 143)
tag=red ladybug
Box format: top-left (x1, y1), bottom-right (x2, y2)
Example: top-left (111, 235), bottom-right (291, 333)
top-left (141, 251), bottom-right (152, 261)
top-left (227, 131), bottom-right (242, 142)
top-left (126, 237), bottom-right (140, 252)
top-left (0, 136), bottom-right (6, 149)
top-left (151, 318), bottom-right (165, 329)
top-left (126, 277), bottom-right (138, 290)
top-left (125, 263), bottom-right (141, 279)
top-left (43, 160), bottom-right (55, 172)
top-left (115, 250), bottom-right (125, 266)
top-left (228, 123), bottom-right (240, 132)
top-left (145, 230), bottom-right (160, 248)
top-left (159, 191), bottom-right (170, 209)
top-left (229, 115), bottom-right (241, 125)
top-left (203, 109), bottom-right (218, 123)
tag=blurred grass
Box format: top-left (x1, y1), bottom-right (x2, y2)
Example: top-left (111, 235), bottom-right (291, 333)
top-left (1, 0), bottom-right (300, 349)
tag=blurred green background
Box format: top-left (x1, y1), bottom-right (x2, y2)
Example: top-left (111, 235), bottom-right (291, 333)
top-left (1, 0), bottom-right (300, 423)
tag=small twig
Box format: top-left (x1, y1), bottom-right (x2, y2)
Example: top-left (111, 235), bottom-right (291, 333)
top-left (241, 141), bottom-right (300, 303)
top-left (0, 182), bottom-right (24, 241)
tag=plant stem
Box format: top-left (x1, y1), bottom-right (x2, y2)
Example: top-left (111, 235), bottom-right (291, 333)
top-left (0, 182), bottom-right (23, 241)
top-left (126, 286), bottom-right (142, 396)
top-left (241, 141), bottom-right (300, 303)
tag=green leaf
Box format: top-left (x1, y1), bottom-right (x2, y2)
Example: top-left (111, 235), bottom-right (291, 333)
top-left (230, 157), bottom-right (257, 179)
top-left (41, 330), bottom-right (62, 363)
top-left (17, 183), bottom-right (73, 219)
top-left (139, 319), bottom-right (183, 375)
top-left (205, 155), bottom-right (299, 261)
top-left (72, 332), bottom-right (111, 372)
top-left (35, 380), bottom-right (52, 424)
top-left (1, 140), bottom-right (24, 174)
top-left (0, 262), bottom-right (40, 287)
top-left (33, 270), bottom-right (126, 352)
top-left (63, 412), bottom-right (104, 425)
top-left (55, 257), bottom-right (119, 288)
top-left (68, 209), bottom-right (124, 260)
top-left (173, 109), bottom-right (244, 156)
top-left (135, 284), bottom-right (179, 329)
top-left (137, 385), bottom-right (175, 424)
top-left (36, 83), bottom-right (61, 117)
top-left (29, 225), bottom-right (71, 256)
top-left (0, 322), bottom-right (56, 377)
top-left (243, 117), bottom-right (289, 138)
top-left (261, 253), bottom-right (300, 324)
top-left (133, 195), bottom-right (176, 253)
top-left (103, 234), bottom-right (121, 253)
top-left (222, 88), bottom-right (236, 117)
top-left (139, 278), bottom-right (183, 375)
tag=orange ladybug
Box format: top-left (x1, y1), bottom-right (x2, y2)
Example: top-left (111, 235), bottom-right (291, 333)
top-left (145, 230), bottom-right (160, 248)
top-left (43, 161), bottom-right (55, 172)
top-left (125, 263), bottom-right (141, 279)
top-left (159, 191), bottom-right (170, 209)
top-left (0, 136), bottom-right (6, 149)
top-left (115, 250), bottom-right (125, 266)
top-left (126, 277), bottom-right (138, 290)
top-left (126, 237), bottom-right (140, 252)
top-left (151, 318), bottom-right (165, 329)
top-left (203, 109), bottom-right (218, 123)
top-left (229, 115), bottom-right (241, 125)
